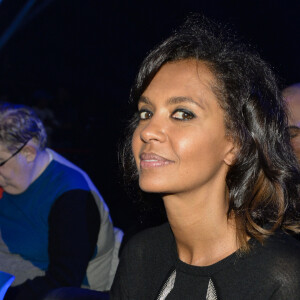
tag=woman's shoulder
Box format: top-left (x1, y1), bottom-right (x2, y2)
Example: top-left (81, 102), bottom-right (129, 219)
top-left (247, 231), bottom-right (300, 290)
top-left (262, 232), bottom-right (300, 296)
top-left (248, 230), bottom-right (300, 265)
top-left (125, 222), bottom-right (172, 250)
top-left (120, 222), bottom-right (174, 263)
top-left (265, 231), bottom-right (300, 257)
top-left (111, 223), bottom-right (176, 299)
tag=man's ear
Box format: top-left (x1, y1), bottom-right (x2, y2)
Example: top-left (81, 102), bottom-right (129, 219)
top-left (224, 144), bottom-right (238, 166)
top-left (23, 145), bottom-right (37, 163)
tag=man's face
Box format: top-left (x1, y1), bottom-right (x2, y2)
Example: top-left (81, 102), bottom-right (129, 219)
top-left (0, 143), bottom-right (32, 194)
top-left (283, 85), bottom-right (300, 163)
top-left (289, 126), bottom-right (300, 163)
top-left (284, 86), bottom-right (300, 127)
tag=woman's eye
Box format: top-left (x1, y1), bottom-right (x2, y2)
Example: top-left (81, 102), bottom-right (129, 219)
top-left (139, 110), bottom-right (152, 120)
top-left (172, 110), bottom-right (195, 120)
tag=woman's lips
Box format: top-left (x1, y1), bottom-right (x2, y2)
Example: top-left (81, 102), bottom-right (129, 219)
top-left (140, 153), bottom-right (174, 168)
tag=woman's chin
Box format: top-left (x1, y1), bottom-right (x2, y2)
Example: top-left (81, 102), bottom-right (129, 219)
top-left (139, 181), bottom-right (168, 194)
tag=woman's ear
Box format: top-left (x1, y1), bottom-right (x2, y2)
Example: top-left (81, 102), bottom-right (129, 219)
top-left (23, 145), bottom-right (37, 163)
top-left (224, 145), bottom-right (238, 166)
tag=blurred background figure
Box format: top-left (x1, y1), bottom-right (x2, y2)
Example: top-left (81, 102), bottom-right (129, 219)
top-left (282, 83), bottom-right (300, 162)
top-left (0, 103), bottom-right (122, 300)
top-left (283, 83), bottom-right (300, 127)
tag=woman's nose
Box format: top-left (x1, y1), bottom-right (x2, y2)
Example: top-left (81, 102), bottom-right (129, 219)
top-left (139, 117), bottom-right (167, 143)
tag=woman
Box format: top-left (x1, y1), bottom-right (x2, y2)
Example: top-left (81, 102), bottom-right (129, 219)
top-left (111, 16), bottom-right (300, 299)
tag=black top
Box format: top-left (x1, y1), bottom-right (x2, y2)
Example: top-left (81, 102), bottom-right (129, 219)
top-left (110, 223), bottom-right (300, 300)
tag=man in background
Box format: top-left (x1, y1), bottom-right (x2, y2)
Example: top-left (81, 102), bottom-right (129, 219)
top-left (282, 83), bottom-right (300, 162)
top-left (0, 103), bottom-right (122, 300)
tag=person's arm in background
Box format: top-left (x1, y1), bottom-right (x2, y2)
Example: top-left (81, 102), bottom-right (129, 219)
top-left (4, 189), bottom-right (100, 300)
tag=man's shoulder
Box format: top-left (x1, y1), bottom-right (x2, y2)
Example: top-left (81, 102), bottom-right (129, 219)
top-left (47, 149), bottom-right (90, 191)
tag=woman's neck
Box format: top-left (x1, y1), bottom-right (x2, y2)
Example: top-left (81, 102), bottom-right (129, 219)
top-left (163, 190), bottom-right (238, 267)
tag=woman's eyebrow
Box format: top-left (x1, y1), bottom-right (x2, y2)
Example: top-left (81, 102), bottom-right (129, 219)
top-left (167, 96), bottom-right (206, 110)
top-left (138, 95), bottom-right (151, 105)
top-left (138, 95), bottom-right (206, 110)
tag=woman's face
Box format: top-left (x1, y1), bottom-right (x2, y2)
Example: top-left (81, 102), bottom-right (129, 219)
top-left (132, 59), bottom-right (235, 197)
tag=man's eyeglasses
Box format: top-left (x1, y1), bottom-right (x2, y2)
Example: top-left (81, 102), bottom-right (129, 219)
top-left (0, 141), bottom-right (28, 167)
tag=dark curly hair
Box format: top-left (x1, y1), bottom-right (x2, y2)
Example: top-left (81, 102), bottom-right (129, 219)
top-left (120, 15), bottom-right (300, 250)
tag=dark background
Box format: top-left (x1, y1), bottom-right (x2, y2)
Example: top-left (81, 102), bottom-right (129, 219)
top-left (0, 0), bottom-right (299, 233)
